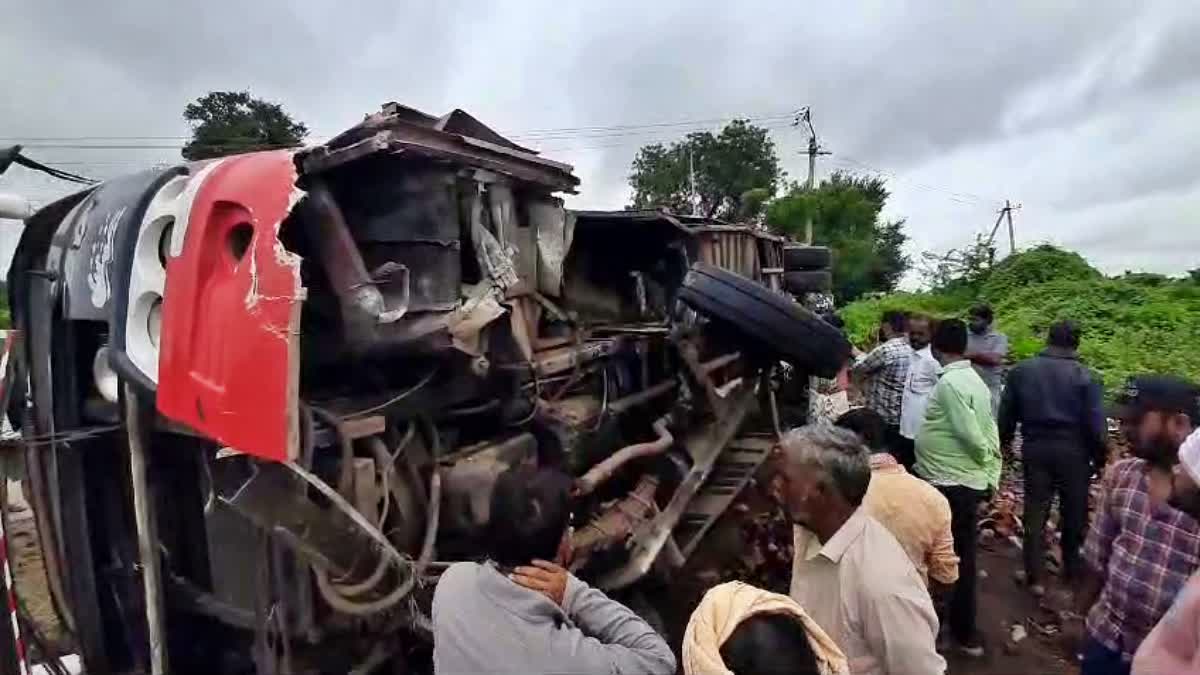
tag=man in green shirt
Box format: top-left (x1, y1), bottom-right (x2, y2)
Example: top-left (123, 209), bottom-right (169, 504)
top-left (916, 318), bottom-right (1001, 658)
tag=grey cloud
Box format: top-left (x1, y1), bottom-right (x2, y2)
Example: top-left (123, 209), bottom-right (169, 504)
top-left (2, 1), bottom-right (1198, 279)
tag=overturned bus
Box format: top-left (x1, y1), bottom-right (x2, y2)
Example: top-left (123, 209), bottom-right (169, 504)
top-left (6, 102), bottom-right (847, 673)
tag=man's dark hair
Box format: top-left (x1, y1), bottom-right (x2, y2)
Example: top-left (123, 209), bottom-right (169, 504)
top-left (969, 304), bottom-right (994, 323)
top-left (880, 310), bottom-right (908, 333)
top-left (1047, 320), bottom-right (1081, 350)
top-left (720, 613), bottom-right (820, 675)
top-left (486, 465), bottom-right (573, 567)
top-left (835, 408), bottom-right (887, 453)
top-left (933, 319), bottom-right (969, 355)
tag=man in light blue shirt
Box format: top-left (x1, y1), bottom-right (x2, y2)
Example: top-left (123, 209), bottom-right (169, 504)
top-left (432, 466), bottom-right (675, 675)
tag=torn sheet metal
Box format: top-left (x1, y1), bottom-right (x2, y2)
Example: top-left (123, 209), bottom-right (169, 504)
top-left (486, 184), bottom-right (535, 296)
top-left (447, 284), bottom-right (506, 357)
top-left (532, 199), bottom-right (571, 297)
top-left (470, 194), bottom-right (520, 291)
top-left (157, 150), bottom-right (303, 463)
top-left (299, 104), bottom-right (579, 193)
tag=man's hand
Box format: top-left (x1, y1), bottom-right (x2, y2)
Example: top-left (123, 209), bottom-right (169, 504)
top-left (511, 559), bottom-right (569, 607)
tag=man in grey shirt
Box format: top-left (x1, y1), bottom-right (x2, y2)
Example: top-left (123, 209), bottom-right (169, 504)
top-left (432, 466), bottom-right (676, 675)
top-left (966, 304), bottom-right (1008, 419)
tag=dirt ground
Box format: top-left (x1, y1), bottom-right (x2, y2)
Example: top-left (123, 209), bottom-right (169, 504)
top-left (8, 496), bottom-right (68, 657)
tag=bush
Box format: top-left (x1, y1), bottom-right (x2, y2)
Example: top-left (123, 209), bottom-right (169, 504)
top-left (840, 246), bottom-right (1200, 398)
top-left (979, 245), bottom-right (1100, 302)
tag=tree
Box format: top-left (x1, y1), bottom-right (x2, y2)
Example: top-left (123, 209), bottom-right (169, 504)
top-left (628, 119), bottom-right (783, 221)
top-left (918, 234), bottom-right (997, 291)
top-left (182, 91), bottom-right (309, 160)
top-left (766, 171), bottom-right (910, 302)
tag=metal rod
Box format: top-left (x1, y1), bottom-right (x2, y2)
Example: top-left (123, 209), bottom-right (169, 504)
top-left (125, 384), bottom-right (168, 675)
top-left (603, 352), bottom-right (741, 416)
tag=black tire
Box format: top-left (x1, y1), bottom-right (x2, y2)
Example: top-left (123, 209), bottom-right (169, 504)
top-left (678, 263), bottom-right (850, 378)
top-left (783, 245), bottom-right (832, 271)
top-left (784, 270), bottom-right (832, 294)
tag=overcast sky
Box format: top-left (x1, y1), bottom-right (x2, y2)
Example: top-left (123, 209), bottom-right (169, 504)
top-left (2, 1), bottom-right (1198, 282)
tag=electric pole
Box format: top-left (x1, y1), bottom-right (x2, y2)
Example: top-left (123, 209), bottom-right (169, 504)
top-left (689, 150), bottom-right (699, 216)
top-left (986, 200), bottom-right (1022, 256)
top-left (794, 107), bottom-right (831, 244)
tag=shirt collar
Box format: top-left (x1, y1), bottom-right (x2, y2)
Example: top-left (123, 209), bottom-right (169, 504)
top-left (1040, 346), bottom-right (1079, 360)
top-left (814, 508), bottom-right (870, 564)
top-left (943, 360), bottom-right (972, 372)
top-left (869, 453), bottom-right (904, 473)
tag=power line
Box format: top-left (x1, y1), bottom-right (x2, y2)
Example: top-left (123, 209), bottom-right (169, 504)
top-left (5, 111), bottom-right (1017, 217)
top-left (9, 120), bottom-right (802, 157)
top-left (827, 155), bottom-right (1004, 207)
top-left (0, 111), bottom-right (797, 147)
top-left (0, 146), bottom-right (97, 184)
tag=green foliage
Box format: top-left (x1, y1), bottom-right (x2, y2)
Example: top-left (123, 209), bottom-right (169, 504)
top-left (628, 119), bottom-right (783, 221)
top-left (841, 245), bottom-right (1200, 398)
top-left (978, 245), bottom-right (1100, 301)
top-left (182, 91), bottom-right (309, 160)
top-left (766, 171), bottom-right (910, 303)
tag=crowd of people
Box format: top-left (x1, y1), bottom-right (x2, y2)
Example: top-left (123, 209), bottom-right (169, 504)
top-left (427, 305), bottom-right (1200, 675)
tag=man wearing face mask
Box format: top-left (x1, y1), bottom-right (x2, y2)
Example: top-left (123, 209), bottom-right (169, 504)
top-left (1133, 429), bottom-right (1200, 674)
top-left (1077, 376), bottom-right (1200, 675)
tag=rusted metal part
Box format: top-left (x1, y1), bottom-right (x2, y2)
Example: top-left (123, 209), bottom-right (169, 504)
top-left (366, 434), bottom-right (424, 553)
top-left (438, 433), bottom-right (537, 537)
top-left (538, 395), bottom-right (603, 428)
top-left (673, 435), bottom-right (775, 558)
top-left (597, 383), bottom-right (757, 590)
top-left (571, 475), bottom-right (659, 571)
top-left (575, 417), bottom-right (674, 497)
top-left (529, 339), bottom-right (619, 378)
top-left (680, 341), bottom-right (729, 417)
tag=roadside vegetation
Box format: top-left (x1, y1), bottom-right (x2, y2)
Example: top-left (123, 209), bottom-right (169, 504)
top-left (841, 245), bottom-right (1200, 396)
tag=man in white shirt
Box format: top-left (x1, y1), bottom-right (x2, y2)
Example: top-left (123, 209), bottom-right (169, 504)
top-left (776, 424), bottom-right (946, 675)
top-left (898, 314), bottom-right (940, 471)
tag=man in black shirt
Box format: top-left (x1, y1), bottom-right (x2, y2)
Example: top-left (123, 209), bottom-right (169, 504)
top-left (999, 320), bottom-right (1106, 597)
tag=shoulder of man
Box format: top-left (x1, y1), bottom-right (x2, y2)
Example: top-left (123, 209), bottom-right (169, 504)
top-left (857, 516), bottom-right (923, 570)
top-left (1106, 458), bottom-right (1146, 488)
top-left (434, 562), bottom-right (481, 598)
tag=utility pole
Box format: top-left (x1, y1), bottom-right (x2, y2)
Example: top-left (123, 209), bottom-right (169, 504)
top-left (794, 107), bottom-right (831, 244)
top-left (688, 150), bottom-right (699, 216)
top-left (986, 200), bottom-right (1022, 256)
